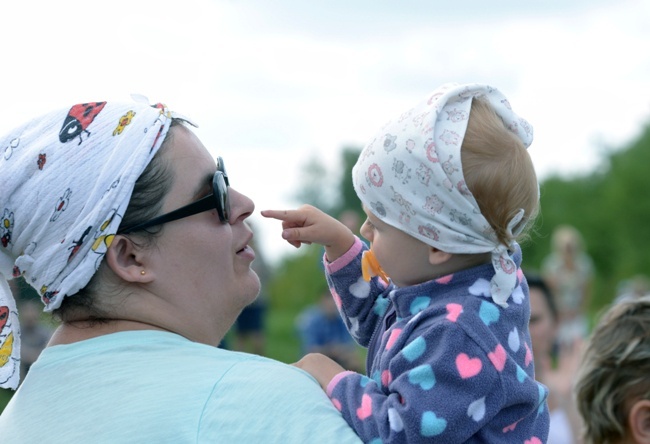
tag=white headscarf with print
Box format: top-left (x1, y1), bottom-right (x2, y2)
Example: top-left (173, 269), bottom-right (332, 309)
top-left (353, 83), bottom-right (535, 308)
top-left (0, 98), bottom-right (182, 389)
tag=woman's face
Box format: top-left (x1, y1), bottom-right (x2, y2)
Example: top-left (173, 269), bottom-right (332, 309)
top-left (529, 287), bottom-right (557, 359)
top-left (148, 125), bottom-right (259, 345)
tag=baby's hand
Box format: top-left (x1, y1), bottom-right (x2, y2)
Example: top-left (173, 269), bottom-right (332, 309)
top-left (293, 353), bottom-right (346, 391)
top-left (261, 205), bottom-right (355, 261)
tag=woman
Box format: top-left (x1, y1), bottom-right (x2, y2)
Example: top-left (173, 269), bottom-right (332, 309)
top-left (527, 273), bottom-right (583, 443)
top-left (0, 99), bottom-right (361, 443)
top-left (542, 225), bottom-right (594, 344)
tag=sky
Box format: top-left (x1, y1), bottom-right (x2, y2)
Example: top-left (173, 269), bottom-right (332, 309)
top-left (1, 0), bottom-right (649, 263)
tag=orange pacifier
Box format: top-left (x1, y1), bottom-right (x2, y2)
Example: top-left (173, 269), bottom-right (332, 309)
top-left (361, 249), bottom-right (389, 283)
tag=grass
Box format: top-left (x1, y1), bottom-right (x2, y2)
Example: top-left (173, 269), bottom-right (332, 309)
top-left (0, 388), bottom-right (12, 414)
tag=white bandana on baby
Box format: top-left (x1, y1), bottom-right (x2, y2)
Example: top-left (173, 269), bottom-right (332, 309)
top-left (352, 83), bottom-right (535, 308)
top-left (0, 98), bottom-right (179, 389)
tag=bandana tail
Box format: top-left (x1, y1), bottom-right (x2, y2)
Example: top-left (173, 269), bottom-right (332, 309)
top-left (489, 246), bottom-right (518, 309)
top-left (0, 278), bottom-right (21, 390)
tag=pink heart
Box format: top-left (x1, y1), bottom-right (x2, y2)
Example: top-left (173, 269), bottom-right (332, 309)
top-left (385, 328), bottom-right (402, 350)
top-left (331, 398), bottom-right (342, 411)
top-left (435, 274), bottom-right (453, 284)
top-left (502, 420), bottom-right (518, 433)
top-left (356, 394), bottom-right (372, 420)
top-left (524, 438), bottom-right (542, 444)
top-left (524, 342), bottom-right (533, 367)
top-left (517, 268), bottom-right (524, 282)
top-left (488, 344), bottom-right (507, 372)
top-left (456, 353), bottom-right (482, 379)
top-left (332, 290), bottom-right (342, 309)
top-left (381, 370), bottom-right (392, 387)
top-left (446, 303), bottom-right (463, 322)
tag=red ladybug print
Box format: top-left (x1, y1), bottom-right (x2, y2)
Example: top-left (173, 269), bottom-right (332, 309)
top-left (0, 306), bottom-right (8, 331)
top-left (68, 226), bottom-right (92, 262)
top-left (37, 153), bottom-right (46, 170)
top-left (59, 102), bottom-right (107, 145)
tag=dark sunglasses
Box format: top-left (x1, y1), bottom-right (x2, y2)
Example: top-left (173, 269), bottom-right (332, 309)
top-left (117, 156), bottom-right (230, 234)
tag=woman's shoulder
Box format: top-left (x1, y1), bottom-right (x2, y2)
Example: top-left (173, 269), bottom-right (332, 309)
top-left (199, 353), bottom-right (364, 443)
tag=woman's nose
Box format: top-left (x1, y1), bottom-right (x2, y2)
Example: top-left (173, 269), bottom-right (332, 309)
top-left (228, 187), bottom-right (254, 224)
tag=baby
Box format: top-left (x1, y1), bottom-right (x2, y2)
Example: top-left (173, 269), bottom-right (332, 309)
top-left (264, 83), bottom-right (549, 443)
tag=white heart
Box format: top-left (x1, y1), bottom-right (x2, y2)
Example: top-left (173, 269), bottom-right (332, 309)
top-left (508, 327), bottom-right (520, 352)
top-left (348, 317), bottom-right (360, 338)
top-left (388, 408), bottom-right (404, 432)
top-left (349, 277), bottom-right (370, 298)
top-left (511, 285), bottom-right (525, 304)
top-left (408, 311), bottom-right (423, 325)
top-left (468, 278), bottom-right (491, 297)
top-left (467, 397), bottom-right (486, 422)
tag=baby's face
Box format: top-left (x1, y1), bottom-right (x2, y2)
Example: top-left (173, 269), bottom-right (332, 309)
top-left (360, 205), bottom-right (434, 287)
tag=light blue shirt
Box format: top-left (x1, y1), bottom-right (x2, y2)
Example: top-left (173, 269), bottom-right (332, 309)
top-left (0, 330), bottom-right (362, 443)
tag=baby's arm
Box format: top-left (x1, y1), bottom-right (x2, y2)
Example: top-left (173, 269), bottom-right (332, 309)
top-left (293, 352), bottom-right (347, 391)
top-left (261, 205), bottom-right (356, 262)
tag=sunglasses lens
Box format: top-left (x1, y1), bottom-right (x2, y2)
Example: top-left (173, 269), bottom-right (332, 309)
top-left (213, 172), bottom-right (230, 222)
top-left (217, 157), bottom-right (229, 186)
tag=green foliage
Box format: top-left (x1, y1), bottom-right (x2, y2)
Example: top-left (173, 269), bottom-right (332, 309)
top-left (0, 388), bottom-right (12, 413)
top-left (523, 124), bottom-right (650, 314)
top-left (265, 244), bottom-right (330, 363)
top-left (334, 147), bottom-right (365, 220)
top-left (292, 153), bottom-right (336, 213)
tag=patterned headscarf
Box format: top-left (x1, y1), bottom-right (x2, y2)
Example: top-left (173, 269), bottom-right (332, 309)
top-left (0, 98), bottom-right (179, 389)
top-left (352, 83), bottom-right (535, 308)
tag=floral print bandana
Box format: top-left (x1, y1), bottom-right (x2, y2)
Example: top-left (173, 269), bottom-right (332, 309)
top-left (0, 98), bottom-right (182, 389)
top-left (352, 83), bottom-right (535, 309)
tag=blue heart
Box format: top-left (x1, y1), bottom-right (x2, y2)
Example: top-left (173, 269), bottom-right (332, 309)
top-left (360, 375), bottom-right (372, 387)
top-left (516, 365), bottom-right (526, 383)
top-left (373, 297), bottom-right (389, 317)
top-left (402, 336), bottom-right (426, 362)
top-left (368, 439), bottom-right (382, 444)
top-left (537, 384), bottom-right (547, 415)
top-left (408, 364), bottom-right (436, 390)
top-left (409, 296), bottom-right (431, 315)
top-left (421, 411), bottom-right (447, 437)
top-left (371, 370), bottom-right (381, 386)
top-left (479, 301), bottom-right (500, 326)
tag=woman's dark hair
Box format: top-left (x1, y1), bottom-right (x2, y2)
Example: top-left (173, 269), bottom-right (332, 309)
top-left (525, 272), bottom-right (558, 322)
top-left (52, 119), bottom-right (183, 322)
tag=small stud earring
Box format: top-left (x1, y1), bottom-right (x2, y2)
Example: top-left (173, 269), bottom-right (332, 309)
top-left (140, 270), bottom-right (146, 275)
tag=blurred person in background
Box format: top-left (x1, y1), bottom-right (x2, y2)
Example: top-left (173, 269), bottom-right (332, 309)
top-left (527, 273), bottom-right (583, 443)
top-left (296, 289), bottom-right (362, 372)
top-left (542, 225), bottom-right (594, 345)
top-left (614, 274), bottom-right (650, 305)
top-left (575, 295), bottom-right (650, 444)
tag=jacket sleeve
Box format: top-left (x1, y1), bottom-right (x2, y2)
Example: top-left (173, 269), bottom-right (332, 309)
top-left (324, 237), bottom-right (394, 347)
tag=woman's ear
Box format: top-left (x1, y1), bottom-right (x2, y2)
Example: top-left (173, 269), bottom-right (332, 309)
top-left (428, 247), bottom-right (452, 265)
top-left (104, 235), bottom-right (155, 283)
top-left (628, 399), bottom-right (650, 443)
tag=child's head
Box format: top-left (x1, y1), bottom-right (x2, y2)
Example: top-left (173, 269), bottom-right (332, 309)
top-left (574, 296), bottom-right (650, 444)
top-left (352, 83), bottom-right (538, 305)
top-left (461, 98), bottom-right (539, 247)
